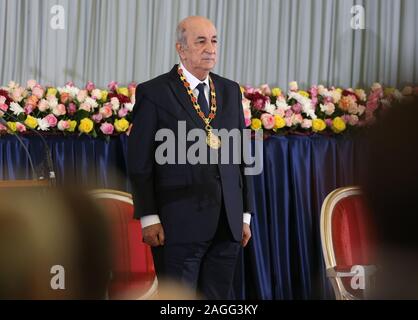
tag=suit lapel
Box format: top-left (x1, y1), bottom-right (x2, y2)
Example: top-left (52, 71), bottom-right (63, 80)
top-left (209, 73), bottom-right (223, 130)
top-left (168, 65), bottom-right (205, 130)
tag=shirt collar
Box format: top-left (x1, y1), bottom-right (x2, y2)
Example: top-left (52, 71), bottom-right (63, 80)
top-left (179, 62), bottom-right (209, 90)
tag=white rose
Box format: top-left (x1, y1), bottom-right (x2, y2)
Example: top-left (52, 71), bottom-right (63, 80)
top-left (264, 103), bottom-right (276, 115)
top-left (124, 103), bottom-right (134, 112)
top-left (289, 81), bottom-right (298, 91)
top-left (357, 105), bottom-right (366, 116)
top-left (371, 83), bottom-right (382, 91)
top-left (242, 98), bottom-right (251, 110)
top-left (111, 97), bottom-right (120, 111)
top-left (85, 97), bottom-right (98, 109)
top-left (91, 89), bottom-right (102, 100)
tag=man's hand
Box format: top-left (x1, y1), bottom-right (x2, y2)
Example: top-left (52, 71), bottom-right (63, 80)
top-left (142, 223), bottom-right (165, 247)
top-left (241, 223), bottom-right (251, 247)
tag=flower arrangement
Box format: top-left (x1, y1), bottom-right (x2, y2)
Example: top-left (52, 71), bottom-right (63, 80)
top-left (0, 80), bottom-right (136, 140)
top-left (0, 79), bottom-right (416, 140)
top-left (242, 82), bottom-right (418, 137)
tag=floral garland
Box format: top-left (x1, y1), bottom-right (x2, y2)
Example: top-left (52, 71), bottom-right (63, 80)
top-left (0, 80), bottom-right (135, 140)
top-left (242, 82), bottom-right (418, 136)
top-left (0, 80), bottom-right (416, 140)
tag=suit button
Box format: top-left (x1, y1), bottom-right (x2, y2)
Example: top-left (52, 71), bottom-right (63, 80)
top-left (215, 175), bottom-right (221, 180)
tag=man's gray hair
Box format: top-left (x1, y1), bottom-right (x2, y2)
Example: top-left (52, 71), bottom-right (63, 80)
top-left (176, 23), bottom-right (187, 47)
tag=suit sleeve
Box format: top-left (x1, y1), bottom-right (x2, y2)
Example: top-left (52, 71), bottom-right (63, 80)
top-left (236, 83), bottom-right (255, 215)
top-left (127, 85), bottom-right (158, 219)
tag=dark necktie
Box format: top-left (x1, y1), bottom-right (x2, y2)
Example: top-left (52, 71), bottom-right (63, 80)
top-left (196, 82), bottom-right (209, 116)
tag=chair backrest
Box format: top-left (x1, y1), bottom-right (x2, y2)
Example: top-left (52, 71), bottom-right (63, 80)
top-left (320, 186), bottom-right (376, 299)
top-left (89, 189), bottom-right (157, 299)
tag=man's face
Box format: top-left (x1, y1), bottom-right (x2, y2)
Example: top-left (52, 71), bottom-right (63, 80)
top-left (178, 19), bottom-right (217, 78)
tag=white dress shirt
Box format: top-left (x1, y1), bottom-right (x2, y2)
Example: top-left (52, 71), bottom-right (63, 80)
top-left (140, 62), bottom-right (251, 228)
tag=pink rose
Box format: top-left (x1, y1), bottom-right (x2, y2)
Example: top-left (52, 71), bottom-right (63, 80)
top-left (79, 103), bottom-right (91, 112)
top-left (24, 105), bottom-right (34, 115)
top-left (27, 80), bottom-right (37, 89)
top-left (57, 120), bottom-right (70, 131)
top-left (107, 81), bottom-right (119, 91)
top-left (38, 99), bottom-right (49, 112)
top-left (67, 103), bottom-right (77, 115)
top-left (0, 124), bottom-right (7, 131)
top-left (245, 117), bottom-right (251, 127)
top-left (301, 119), bottom-right (312, 129)
top-left (77, 90), bottom-right (88, 103)
top-left (243, 108), bottom-right (252, 121)
top-left (341, 115), bottom-right (350, 123)
top-left (274, 108), bottom-right (285, 117)
top-left (260, 84), bottom-right (271, 96)
top-left (91, 113), bottom-right (103, 123)
top-left (310, 86), bottom-right (318, 98)
top-left (16, 122), bottom-right (26, 133)
top-left (12, 87), bottom-right (25, 102)
top-left (128, 82), bottom-right (137, 97)
top-left (292, 114), bottom-right (303, 125)
top-left (118, 107), bottom-right (128, 118)
top-left (85, 81), bottom-right (95, 92)
top-left (348, 115), bottom-right (359, 126)
top-left (52, 104), bottom-right (66, 116)
top-left (260, 113), bottom-right (275, 130)
top-left (99, 104), bottom-right (113, 118)
top-left (325, 118), bottom-right (333, 127)
top-left (292, 103), bottom-right (302, 114)
top-left (324, 96), bottom-right (333, 103)
top-left (285, 117), bottom-right (292, 127)
top-left (44, 114), bottom-right (58, 127)
top-left (285, 109), bottom-right (293, 118)
top-left (0, 103), bottom-right (9, 112)
top-left (65, 81), bottom-right (74, 87)
top-left (100, 122), bottom-right (114, 135)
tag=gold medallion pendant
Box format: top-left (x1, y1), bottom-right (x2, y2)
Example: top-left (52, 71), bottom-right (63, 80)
top-left (206, 130), bottom-right (221, 149)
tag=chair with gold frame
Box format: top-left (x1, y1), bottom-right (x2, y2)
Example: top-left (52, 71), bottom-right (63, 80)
top-left (320, 186), bottom-right (376, 300)
top-left (89, 189), bottom-right (158, 300)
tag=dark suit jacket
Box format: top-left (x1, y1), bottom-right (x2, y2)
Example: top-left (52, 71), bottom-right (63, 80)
top-left (127, 65), bottom-right (253, 244)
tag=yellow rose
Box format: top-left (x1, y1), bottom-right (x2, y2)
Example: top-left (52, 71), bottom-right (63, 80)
top-left (68, 120), bottom-right (77, 132)
top-left (384, 87), bottom-right (395, 96)
top-left (47, 87), bottom-right (57, 96)
top-left (312, 119), bottom-right (326, 132)
top-left (273, 115), bottom-right (286, 129)
top-left (298, 90), bottom-right (310, 98)
top-left (271, 88), bottom-right (282, 97)
top-left (101, 90), bottom-right (108, 102)
top-left (117, 87), bottom-right (129, 97)
top-left (332, 117), bottom-right (346, 133)
top-left (114, 118), bottom-right (130, 132)
top-left (240, 86), bottom-right (245, 95)
top-left (6, 121), bottom-right (17, 132)
top-left (24, 115), bottom-right (38, 129)
top-left (251, 118), bottom-right (262, 131)
top-left (335, 88), bottom-right (343, 93)
top-left (78, 118), bottom-right (94, 134)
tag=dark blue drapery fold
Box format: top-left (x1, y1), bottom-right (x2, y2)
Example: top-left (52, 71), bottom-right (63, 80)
top-left (0, 134), bottom-right (366, 299)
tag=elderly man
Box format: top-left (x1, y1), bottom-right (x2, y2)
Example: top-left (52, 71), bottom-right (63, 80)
top-left (128, 16), bottom-right (253, 299)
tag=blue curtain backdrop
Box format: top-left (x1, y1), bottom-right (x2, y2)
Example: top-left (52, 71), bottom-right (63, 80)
top-left (0, 133), bottom-right (367, 299)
